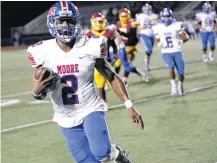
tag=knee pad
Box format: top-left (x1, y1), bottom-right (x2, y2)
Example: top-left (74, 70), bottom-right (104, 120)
top-left (114, 59), bottom-right (121, 68)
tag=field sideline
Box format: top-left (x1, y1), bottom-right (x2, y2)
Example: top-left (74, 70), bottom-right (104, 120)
top-left (1, 39), bottom-right (217, 163)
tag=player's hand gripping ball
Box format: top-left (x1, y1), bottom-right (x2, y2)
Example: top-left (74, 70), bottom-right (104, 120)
top-left (34, 67), bottom-right (52, 80)
top-left (34, 67), bottom-right (59, 93)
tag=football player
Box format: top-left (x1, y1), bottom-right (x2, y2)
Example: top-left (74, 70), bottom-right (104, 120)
top-left (153, 8), bottom-right (189, 96)
top-left (85, 13), bottom-right (117, 103)
top-left (116, 8), bottom-right (148, 85)
top-left (27, 2), bottom-right (144, 163)
top-left (196, 3), bottom-right (216, 62)
top-left (136, 3), bottom-right (158, 71)
top-left (85, 13), bottom-right (147, 101)
top-left (116, 8), bottom-right (138, 62)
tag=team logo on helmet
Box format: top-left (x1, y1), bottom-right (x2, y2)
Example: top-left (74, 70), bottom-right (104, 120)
top-left (48, 7), bottom-right (57, 16)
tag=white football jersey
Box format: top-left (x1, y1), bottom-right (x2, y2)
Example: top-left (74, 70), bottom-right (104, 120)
top-left (196, 12), bottom-right (216, 32)
top-left (136, 13), bottom-right (158, 35)
top-left (27, 37), bottom-right (108, 128)
top-left (153, 22), bottom-right (184, 53)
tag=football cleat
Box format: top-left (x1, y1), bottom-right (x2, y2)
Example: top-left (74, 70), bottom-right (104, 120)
top-left (114, 144), bottom-right (131, 163)
top-left (203, 54), bottom-right (209, 63)
top-left (208, 52), bottom-right (214, 62)
top-left (141, 72), bottom-right (149, 82)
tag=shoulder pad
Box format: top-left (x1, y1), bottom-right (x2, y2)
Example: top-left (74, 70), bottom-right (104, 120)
top-left (83, 36), bottom-right (108, 59)
top-left (27, 41), bottom-right (45, 67)
top-left (84, 30), bottom-right (92, 37)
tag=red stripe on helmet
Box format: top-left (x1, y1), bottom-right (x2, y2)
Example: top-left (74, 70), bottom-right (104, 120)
top-left (61, 1), bottom-right (67, 11)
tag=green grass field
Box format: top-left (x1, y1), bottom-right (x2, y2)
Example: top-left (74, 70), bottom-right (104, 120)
top-left (1, 39), bottom-right (217, 163)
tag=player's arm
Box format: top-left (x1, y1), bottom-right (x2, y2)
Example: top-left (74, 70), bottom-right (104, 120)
top-left (179, 31), bottom-right (189, 43)
top-left (179, 24), bottom-right (189, 43)
top-left (31, 65), bottom-right (55, 100)
top-left (153, 30), bottom-right (163, 48)
top-left (196, 15), bottom-right (205, 31)
top-left (117, 27), bottom-right (137, 38)
top-left (110, 38), bottom-right (117, 54)
top-left (27, 44), bottom-right (55, 100)
top-left (95, 58), bottom-right (144, 129)
top-left (214, 19), bottom-right (217, 31)
top-left (197, 21), bottom-right (205, 31)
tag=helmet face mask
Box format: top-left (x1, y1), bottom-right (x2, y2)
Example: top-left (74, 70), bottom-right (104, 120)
top-left (91, 13), bottom-right (107, 31)
top-left (119, 8), bottom-right (131, 24)
top-left (202, 3), bottom-right (211, 14)
top-left (142, 4), bottom-right (152, 15)
top-left (161, 8), bottom-right (173, 26)
top-left (47, 1), bottom-right (82, 42)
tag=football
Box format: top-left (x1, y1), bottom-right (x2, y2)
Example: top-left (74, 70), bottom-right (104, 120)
top-left (34, 67), bottom-right (52, 80)
top-left (34, 67), bottom-right (59, 92)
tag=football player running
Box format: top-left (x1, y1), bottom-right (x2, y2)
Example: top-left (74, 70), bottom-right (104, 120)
top-left (196, 3), bottom-right (216, 62)
top-left (27, 2), bottom-right (144, 163)
top-left (116, 8), bottom-right (148, 86)
top-left (117, 8), bottom-right (138, 62)
top-left (136, 3), bottom-right (158, 71)
top-left (85, 13), bottom-right (117, 103)
top-left (153, 8), bottom-right (189, 96)
top-left (85, 13), bottom-right (147, 101)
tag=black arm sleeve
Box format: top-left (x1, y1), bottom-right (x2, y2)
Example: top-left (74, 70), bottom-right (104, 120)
top-left (118, 28), bottom-right (137, 38)
top-left (110, 39), bottom-right (117, 54)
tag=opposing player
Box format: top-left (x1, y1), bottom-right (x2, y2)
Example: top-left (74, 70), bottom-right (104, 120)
top-left (85, 13), bottom-right (117, 103)
top-left (116, 8), bottom-right (139, 62)
top-left (85, 13), bottom-right (147, 100)
top-left (153, 8), bottom-right (189, 96)
top-left (196, 3), bottom-right (216, 62)
top-left (27, 2), bottom-right (144, 163)
top-left (116, 8), bottom-right (148, 85)
top-left (137, 3), bottom-right (158, 71)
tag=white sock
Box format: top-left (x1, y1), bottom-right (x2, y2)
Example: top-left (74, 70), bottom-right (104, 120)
top-left (170, 79), bottom-right (176, 86)
top-left (100, 144), bottom-right (119, 162)
top-left (178, 80), bottom-right (182, 88)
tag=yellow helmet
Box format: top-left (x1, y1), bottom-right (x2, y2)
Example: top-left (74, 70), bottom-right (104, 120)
top-left (90, 13), bottom-right (107, 31)
top-left (119, 8), bottom-right (131, 24)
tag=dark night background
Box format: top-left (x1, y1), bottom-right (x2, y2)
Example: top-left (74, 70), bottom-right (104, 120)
top-left (1, 1), bottom-right (124, 39)
top-left (1, 1), bottom-right (56, 38)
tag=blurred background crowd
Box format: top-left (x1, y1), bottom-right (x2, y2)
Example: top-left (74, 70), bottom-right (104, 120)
top-left (1, 1), bottom-right (217, 48)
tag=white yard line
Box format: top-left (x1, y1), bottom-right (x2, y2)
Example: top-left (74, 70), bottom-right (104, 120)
top-left (1, 60), bottom-right (203, 99)
top-left (0, 99), bottom-right (20, 107)
top-left (1, 91), bottom-right (31, 99)
top-left (2, 82), bottom-right (217, 133)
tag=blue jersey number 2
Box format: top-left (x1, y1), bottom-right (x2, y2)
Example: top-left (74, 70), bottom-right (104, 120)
top-left (61, 75), bottom-right (79, 105)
